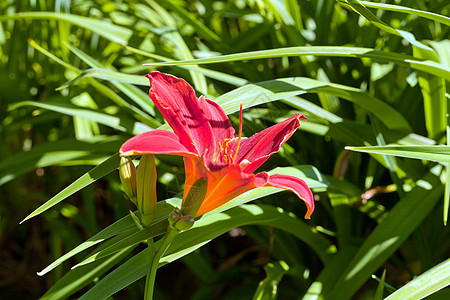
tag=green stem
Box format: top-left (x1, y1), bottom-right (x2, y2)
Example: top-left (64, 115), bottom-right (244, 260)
top-left (144, 227), bottom-right (179, 300)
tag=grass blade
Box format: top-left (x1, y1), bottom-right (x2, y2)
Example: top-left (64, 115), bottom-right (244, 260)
top-left (384, 258), bottom-right (450, 300)
top-left (20, 153), bottom-right (121, 223)
top-left (346, 145), bottom-right (450, 163)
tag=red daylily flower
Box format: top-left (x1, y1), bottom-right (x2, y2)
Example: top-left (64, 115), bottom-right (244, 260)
top-left (120, 72), bottom-right (314, 218)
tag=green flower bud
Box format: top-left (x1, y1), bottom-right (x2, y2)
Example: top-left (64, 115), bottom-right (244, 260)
top-left (174, 215), bottom-right (195, 231)
top-left (119, 157), bottom-right (137, 204)
top-left (168, 209), bottom-right (181, 228)
top-left (137, 155), bottom-right (158, 227)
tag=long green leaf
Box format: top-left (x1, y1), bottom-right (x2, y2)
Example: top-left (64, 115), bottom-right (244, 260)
top-left (0, 12), bottom-right (132, 44)
top-left (157, 0), bottom-right (221, 42)
top-left (79, 204), bottom-right (335, 299)
top-left (40, 246), bottom-right (135, 300)
top-left (20, 153), bottom-right (121, 223)
top-left (325, 168), bottom-right (444, 299)
top-left (63, 43), bottom-right (158, 118)
top-left (384, 258), bottom-right (450, 300)
top-left (142, 46), bottom-right (450, 81)
top-left (28, 40), bottom-right (158, 126)
top-left (0, 136), bottom-right (123, 186)
top-left (340, 0), bottom-right (434, 52)
top-left (215, 77), bottom-right (410, 131)
top-left (38, 199), bottom-right (181, 276)
top-left (9, 100), bottom-right (151, 135)
top-left (57, 68), bottom-right (148, 89)
top-left (413, 41), bottom-right (447, 139)
top-left (360, 1), bottom-right (450, 26)
top-left (346, 145), bottom-right (450, 163)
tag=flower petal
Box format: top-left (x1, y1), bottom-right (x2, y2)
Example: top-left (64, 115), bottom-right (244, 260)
top-left (198, 95), bottom-right (234, 147)
top-left (147, 72), bottom-right (215, 155)
top-left (264, 173), bottom-right (314, 219)
top-left (194, 165), bottom-right (265, 217)
top-left (120, 129), bottom-right (198, 158)
top-left (230, 113), bottom-right (306, 173)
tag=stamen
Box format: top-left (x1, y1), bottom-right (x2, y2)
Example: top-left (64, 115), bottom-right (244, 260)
top-left (233, 103), bottom-right (243, 162)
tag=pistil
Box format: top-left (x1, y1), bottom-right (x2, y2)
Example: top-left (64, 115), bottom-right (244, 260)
top-left (233, 103), bottom-right (243, 162)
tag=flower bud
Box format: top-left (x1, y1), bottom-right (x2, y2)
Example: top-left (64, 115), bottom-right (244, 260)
top-left (119, 157), bottom-right (137, 204)
top-left (174, 215), bottom-right (195, 231)
top-left (180, 177), bottom-right (208, 217)
top-left (137, 155), bottom-right (158, 227)
top-left (168, 209), bottom-right (181, 228)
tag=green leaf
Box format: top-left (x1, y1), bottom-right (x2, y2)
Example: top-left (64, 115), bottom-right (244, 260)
top-left (20, 153), bottom-right (121, 223)
top-left (253, 261), bottom-right (290, 300)
top-left (40, 246), bottom-right (135, 300)
top-left (384, 258), bottom-right (450, 300)
top-left (143, 46), bottom-right (450, 81)
top-left (9, 100), bottom-right (151, 135)
top-left (374, 270), bottom-right (387, 300)
top-left (346, 145), bottom-right (450, 163)
top-left (142, 0), bottom-right (207, 93)
top-left (215, 77), bottom-right (410, 131)
top-left (324, 168), bottom-right (444, 299)
top-left (156, 0), bottom-right (221, 42)
top-left (39, 199), bottom-right (180, 276)
top-left (302, 246), bottom-right (359, 299)
top-left (28, 40), bottom-right (158, 125)
top-left (0, 12), bottom-right (132, 44)
top-left (340, 0), bottom-right (433, 52)
top-left (412, 41), bottom-right (447, 139)
top-left (73, 219), bottom-right (168, 269)
top-left (63, 43), bottom-right (158, 119)
top-left (125, 45), bottom-right (248, 86)
top-left (360, 1), bottom-right (450, 26)
top-left (57, 67), bottom-right (148, 89)
top-left (80, 204), bottom-right (335, 299)
top-left (0, 136), bottom-right (123, 185)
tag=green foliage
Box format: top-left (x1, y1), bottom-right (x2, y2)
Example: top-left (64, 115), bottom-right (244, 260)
top-left (1, 0), bottom-right (449, 299)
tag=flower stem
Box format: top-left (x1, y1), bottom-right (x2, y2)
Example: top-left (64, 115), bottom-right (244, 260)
top-left (144, 227), bottom-right (179, 300)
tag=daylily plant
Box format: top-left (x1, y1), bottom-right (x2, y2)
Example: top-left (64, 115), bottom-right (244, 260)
top-left (120, 72), bottom-right (314, 219)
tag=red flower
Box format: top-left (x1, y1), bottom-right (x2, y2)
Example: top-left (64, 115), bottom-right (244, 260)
top-left (120, 72), bottom-right (314, 218)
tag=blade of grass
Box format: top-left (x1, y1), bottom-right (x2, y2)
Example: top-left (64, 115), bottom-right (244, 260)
top-left (142, 46), bottom-right (450, 81)
top-left (215, 77), bottom-right (411, 131)
top-left (360, 1), bottom-right (450, 26)
top-left (0, 12), bottom-right (132, 44)
top-left (384, 258), bottom-right (450, 300)
top-left (346, 145), bottom-right (450, 163)
top-left (9, 100), bottom-right (151, 135)
top-left (20, 153), bottom-right (121, 223)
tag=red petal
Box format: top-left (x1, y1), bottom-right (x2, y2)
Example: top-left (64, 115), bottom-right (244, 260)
top-left (147, 72), bottom-right (217, 155)
top-left (198, 95), bottom-right (234, 146)
top-left (230, 113), bottom-right (306, 173)
top-left (120, 129), bottom-right (198, 158)
top-left (265, 173), bottom-right (314, 219)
